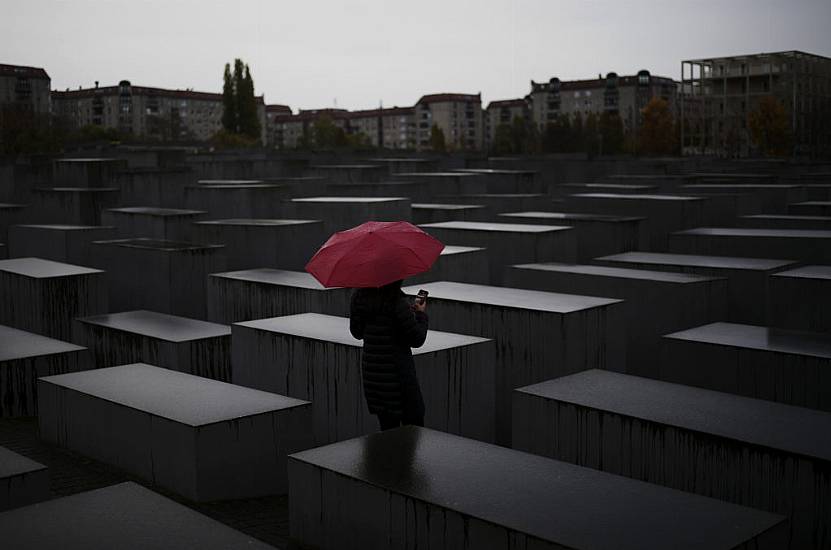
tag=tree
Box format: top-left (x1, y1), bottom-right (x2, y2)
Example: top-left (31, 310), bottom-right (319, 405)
top-left (748, 95), bottom-right (791, 157)
top-left (571, 112), bottom-right (585, 153)
top-left (584, 113), bottom-right (600, 156)
top-left (599, 112), bottom-right (624, 154)
top-left (430, 124), bottom-right (446, 152)
top-left (312, 115), bottom-right (347, 148)
top-left (492, 122), bottom-right (513, 155)
top-left (219, 58), bottom-right (261, 142)
top-left (639, 97), bottom-right (677, 155)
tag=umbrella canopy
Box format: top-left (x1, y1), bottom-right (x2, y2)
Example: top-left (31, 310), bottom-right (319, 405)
top-left (305, 221), bottom-right (445, 288)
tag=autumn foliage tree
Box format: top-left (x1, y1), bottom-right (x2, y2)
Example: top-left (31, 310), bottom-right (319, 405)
top-left (748, 95), bottom-right (791, 157)
top-left (638, 97), bottom-right (676, 155)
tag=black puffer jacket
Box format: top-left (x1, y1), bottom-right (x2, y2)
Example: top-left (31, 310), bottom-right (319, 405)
top-left (349, 288), bottom-right (428, 416)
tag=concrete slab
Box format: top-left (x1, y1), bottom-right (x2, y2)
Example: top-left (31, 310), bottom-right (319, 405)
top-left (101, 206), bottom-right (207, 241)
top-left (789, 201), bottom-right (831, 216)
top-left (420, 221), bottom-right (576, 284)
top-left (192, 218), bottom-right (325, 271)
top-left (662, 322), bottom-right (831, 411)
top-left (7, 224), bottom-right (117, 265)
top-left (53, 158), bottom-right (127, 188)
top-left (0, 482), bottom-right (277, 549)
top-left (207, 268), bottom-right (353, 323)
top-left (0, 258), bottom-right (107, 340)
top-left (73, 310), bottom-right (231, 380)
top-left (768, 266), bottom-right (831, 332)
top-left (436, 193), bottom-right (547, 213)
top-left (500, 211), bottom-right (647, 261)
top-left (452, 168), bottom-right (541, 193)
top-left (506, 263), bottom-right (726, 377)
top-left (309, 164), bottom-right (387, 183)
top-left (0, 445), bottom-right (48, 512)
top-left (184, 183), bottom-right (291, 219)
top-left (391, 172), bottom-right (488, 196)
top-left (670, 227), bottom-right (831, 264)
top-left (289, 426), bottom-right (785, 550)
top-left (682, 184), bottom-right (804, 213)
top-left (32, 187), bottom-right (120, 226)
top-left (411, 203), bottom-right (488, 224)
top-left (739, 214), bottom-right (831, 230)
top-left (39, 363), bottom-right (312, 500)
top-left (513, 369), bottom-right (831, 548)
top-left (287, 196), bottom-right (411, 234)
top-left (326, 181), bottom-right (430, 202)
top-left (553, 183), bottom-right (660, 195)
top-left (90, 238), bottom-right (226, 319)
top-left (113, 168), bottom-right (194, 207)
top-left (407, 245), bottom-right (489, 285)
top-left (594, 251), bottom-right (797, 324)
top-left (364, 158), bottom-right (439, 174)
top-left (0, 203), bottom-right (28, 242)
top-left (232, 313), bottom-right (496, 444)
top-left (562, 193), bottom-right (707, 250)
top-left (0, 324), bottom-right (88, 417)
top-left (402, 281), bottom-right (625, 444)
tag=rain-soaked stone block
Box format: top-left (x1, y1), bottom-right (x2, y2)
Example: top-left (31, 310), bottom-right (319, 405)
top-left (0, 258), bottom-right (107, 341)
top-left (407, 245), bottom-right (489, 285)
top-left (287, 197), bottom-right (411, 234)
top-left (0, 324), bottom-right (88, 417)
top-left (38, 363), bottom-right (312, 501)
top-left (500, 211), bottom-right (647, 261)
top-left (365, 158), bottom-right (439, 174)
top-left (662, 322), bottom-right (831, 412)
top-left (73, 310), bottom-right (231, 381)
top-left (768, 266), bottom-right (831, 332)
top-left (0, 244), bottom-right (5, 260)
top-left (7, 224), bottom-right (117, 265)
top-left (411, 203), bottom-right (488, 224)
top-left (184, 182), bottom-right (292, 219)
top-left (32, 187), bottom-right (120, 226)
top-left (739, 214), bottom-right (831, 230)
top-left (436, 193), bottom-right (547, 214)
top-left (419, 221), bottom-right (576, 284)
top-left (594, 251), bottom-right (797, 324)
top-left (288, 426), bottom-right (786, 550)
top-left (513, 369), bottom-right (831, 549)
top-left (326, 181), bottom-right (429, 202)
top-left (563, 193), bottom-right (707, 250)
top-left (682, 184), bottom-right (803, 214)
top-left (789, 200), bottom-right (831, 216)
top-left (670, 227), bottom-right (831, 264)
top-left (53, 158), bottom-right (127, 188)
top-left (0, 482), bottom-right (278, 549)
top-left (0, 445), bottom-right (48, 512)
top-left (452, 168), bottom-right (542, 194)
top-left (505, 263), bottom-right (726, 378)
top-left (391, 172), bottom-right (487, 196)
top-left (113, 168), bottom-right (194, 207)
top-left (309, 164), bottom-right (387, 183)
top-left (207, 268), bottom-right (353, 323)
top-left (192, 219), bottom-right (325, 271)
top-left (90, 238), bottom-right (225, 319)
top-left (402, 281), bottom-right (625, 444)
top-left (551, 182), bottom-right (659, 196)
top-left (232, 313), bottom-right (495, 444)
top-left (0, 203), bottom-right (28, 242)
top-left (101, 207), bottom-right (207, 241)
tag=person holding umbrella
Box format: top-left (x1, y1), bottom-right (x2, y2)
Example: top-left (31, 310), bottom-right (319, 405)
top-left (306, 221), bottom-right (444, 431)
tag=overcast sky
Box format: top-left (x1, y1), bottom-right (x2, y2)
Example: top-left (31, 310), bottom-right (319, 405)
top-left (3, 0), bottom-right (830, 111)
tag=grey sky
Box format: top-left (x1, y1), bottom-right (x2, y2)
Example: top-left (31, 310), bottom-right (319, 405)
top-left (3, 0), bottom-right (830, 111)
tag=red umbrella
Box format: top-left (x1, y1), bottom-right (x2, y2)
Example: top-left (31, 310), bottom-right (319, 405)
top-left (305, 221), bottom-right (445, 288)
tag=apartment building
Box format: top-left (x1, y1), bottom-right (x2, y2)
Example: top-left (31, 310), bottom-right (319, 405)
top-left (265, 104), bottom-right (292, 148)
top-left (52, 80), bottom-right (267, 143)
top-left (484, 98), bottom-right (528, 149)
top-left (346, 107), bottom-right (415, 149)
top-left (0, 63), bottom-right (51, 115)
top-left (528, 71), bottom-right (677, 135)
top-left (681, 50), bottom-right (831, 157)
top-left (270, 108), bottom-right (349, 149)
top-left (415, 93), bottom-right (483, 151)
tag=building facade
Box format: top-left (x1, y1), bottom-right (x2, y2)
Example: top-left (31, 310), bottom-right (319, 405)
top-left (415, 93), bottom-right (483, 151)
top-left (528, 71), bottom-right (677, 135)
top-left (484, 98), bottom-right (528, 149)
top-left (0, 63), bottom-right (51, 115)
top-left (52, 81), bottom-right (267, 143)
top-left (346, 107), bottom-right (415, 149)
top-left (681, 51), bottom-right (831, 158)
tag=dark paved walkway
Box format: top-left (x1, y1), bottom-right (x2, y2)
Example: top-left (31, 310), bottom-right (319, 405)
top-left (0, 417), bottom-right (291, 549)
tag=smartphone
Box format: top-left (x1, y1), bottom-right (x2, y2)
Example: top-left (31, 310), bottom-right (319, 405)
top-left (415, 289), bottom-right (429, 306)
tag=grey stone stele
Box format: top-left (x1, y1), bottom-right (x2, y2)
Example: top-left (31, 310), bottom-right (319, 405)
top-left (183, 183), bottom-right (292, 219)
top-left (670, 227), bottom-right (831, 264)
top-left (0, 482), bottom-right (277, 549)
top-left (0, 257), bottom-right (107, 341)
top-left (391, 172), bottom-right (488, 196)
top-left (0, 324), bottom-right (88, 417)
top-left (31, 187), bottom-right (120, 226)
top-left (593, 251), bottom-right (798, 325)
top-left (38, 363), bottom-right (312, 501)
top-left (505, 262), bottom-right (727, 378)
top-left (451, 168), bottom-right (542, 194)
top-left (407, 245), bottom-right (490, 285)
top-left (207, 268), bottom-right (353, 323)
top-left (287, 196), bottom-right (412, 234)
top-left (288, 426), bottom-right (786, 550)
top-left (113, 168), bottom-right (193, 208)
top-left (232, 313), bottom-right (496, 445)
top-left (100, 206), bottom-right (207, 241)
top-left (513, 369), bottom-right (831, 549)
top-left (662, 322), bottom-right (831, 412)
top-left (402, 281), bottom-right (625, 445)
top-left (419, 221), bottom-right (577, 285)
top-left (768, 266), bottom-right (831, 332)
top-left (7, 224), bottom-right (117, 265)
top-left (72, 310), bottom-right (231, 381)
top-left (739, 213), bottom-right (831, 230)
top-left (0, 445), bottom-right (49, 512)
top-left (410, 203), bottom-right (488, 224)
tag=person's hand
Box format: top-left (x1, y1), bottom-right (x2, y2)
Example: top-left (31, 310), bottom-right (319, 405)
top-left (413, 300), bottom-right (427, 314)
